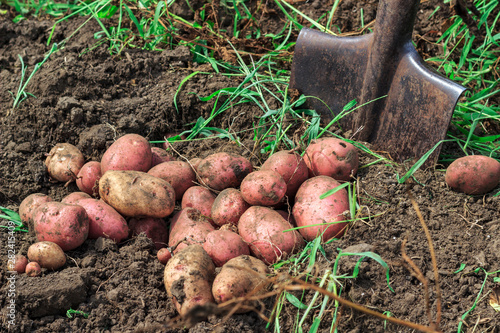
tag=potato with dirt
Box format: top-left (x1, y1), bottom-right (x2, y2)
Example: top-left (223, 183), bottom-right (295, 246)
top-left (238, 206), bottom-right (304, 264)
top-left (164, 244), bottom-right (216, 316)
top-left (129, 217), bottom-right (169, 249)
top-left (45, 143), bottom-right (85, 182)
top-left (293, 175), bottom-right (350, 242)
top-left (101, 133), bottom-right (152, 174)
top-left (168, 208), bottom-right (215, 253)
top-left (203, 229), bottom-right (250, 267)
top-left (261, 150), bottom-right (309, 198)
top-left (25, 262), bottom-right (41, 277)
top-left (197, 152), bottom-right (253, 190)
top-left (151, 147), bottom-right (176, 166)
top-left (148, 160), bottom-right (196, 199)
top-left (304, 137), bottom-right (359, 181)
top-left (181, 186), bottom-right (216, 218)
top-left (445, 155), bottom-right (500, 195)
top-left (33, 201), bottom-right (89, 251)
top-left (61, 191), bottom-right (92, 205)
top-left (76, 161), bottom-right (102, 196)
top-left (99, 170), bottom-right (176, 218)
top-left (27, 241), bottom-right (66, 270)
top-left (211, 188), bottom-right (250, 227)
top-left (212, 255), bottom-right (270, 313)
top-left (7, 254), bottom-right (28, 273)
top-left (19, 193), bottom-right (52, 226)
top-left (240, 170), bottom-right (287, 206)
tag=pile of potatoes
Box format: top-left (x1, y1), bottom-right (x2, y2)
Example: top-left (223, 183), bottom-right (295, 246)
top-left (15, 133), bottom-right (360, 316)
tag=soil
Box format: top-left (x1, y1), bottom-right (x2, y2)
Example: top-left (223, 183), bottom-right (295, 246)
top-left (1, 1), bottom-right (499, 332)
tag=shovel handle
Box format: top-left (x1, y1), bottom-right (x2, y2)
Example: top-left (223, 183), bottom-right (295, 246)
top-left (353, 0), bottom-right (420, 141)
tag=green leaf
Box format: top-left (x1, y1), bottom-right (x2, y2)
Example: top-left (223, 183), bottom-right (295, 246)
top-left (285, 292), bottom-right (308, 309)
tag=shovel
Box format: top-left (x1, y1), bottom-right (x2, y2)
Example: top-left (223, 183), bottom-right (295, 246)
top-left (290, 0), bottom-right (466, 165)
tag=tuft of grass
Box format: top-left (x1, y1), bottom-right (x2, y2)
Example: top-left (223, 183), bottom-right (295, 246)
top-left (0, 206), bottom-right (28, 233)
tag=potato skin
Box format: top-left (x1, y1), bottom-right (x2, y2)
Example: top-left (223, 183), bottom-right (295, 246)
top-left (197, 152), bottom-right (253, 191)
top-left (26, 262), bottom-right (42, 277)
top-left (99, 170), bottom-right (176, 218)
top-left (261, 150), bottom-right (309, 197)
top-left (76, 161), bottom-right (102, 196)
top-left (101, 134), bottom-right (152, 174)
top-left (45, 143), bottom-right (85, 182)
top-left (238, 206), bottom-right (304, 264)
top-left (157, 248), bottom-right (172, 264)
top-left (33, 202), bottom-right (89, 251)
top-left (77, 198), bottom-right (129, 243)
top-left (240, 170), bottom-right (287, 206)
top-left (181, 186), bottom-right (216, 218)
top-left (211, 188), bottom-right (250, 227)
top-left (212, 255), bottom-right (269, 313)
top-left (151, 147), bottom-right (176, 167)
top-left (168, 208), bottom-right (215, 253)
top-left (445, 155), bottom-right (500, 195)
top-left (148, 161), bottom-right (196, 199)
top-left (27, 241), bottom-right (66, 270)
top-left (203, 230), bottom-right (250, 267)
top-left (7, 254), bottom-right (28, 273)
top-left (19, 193), bottom-right (52, 226)
top-left (293, 176), bottom-right (349, 242)
top-left (304, 137), bottom-right (359, 181)
top-left (129, 217), bottom-right (169, 249)
top-left (164, 244), bottom-right (216, 316)
top-left (61, 192), bottom-right (92, 205)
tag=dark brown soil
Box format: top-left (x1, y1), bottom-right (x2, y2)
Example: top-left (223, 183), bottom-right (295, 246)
top-left (1, 1), bottom-right (499, 332)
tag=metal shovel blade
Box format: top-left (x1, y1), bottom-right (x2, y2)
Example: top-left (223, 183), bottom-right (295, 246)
top-left (290, 0), bottom-right (466, 165)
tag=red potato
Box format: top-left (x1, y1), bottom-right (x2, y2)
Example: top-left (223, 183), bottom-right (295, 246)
top-left (151, 147), bottom-right (176, 167)
top-left (129, 217), bottom-right (169, 249)
top-left (293, 176), bottom-right (350, 242)
top-left (33, 202), bottom-right (89, 251)
top-left (197, 152), bottom-right (253, 191)
top-left (211, 188), bottom-right (250, 227)
top-left (203, 229), bottom-right (250, 267)
top-left (445, 155), bottom-right (500, 195)
top-left (61, 192), bottom-right (92, 205)
top-left (169, 208), bottom-right (215, 254)
top-left (157, 248), bottom-right (172, 264)
top-left (240, 170), bottom-right (287, 206)
top-left (26, 262), bottom-right (41, 277)
top-left (261, 150), bottom-right (309, 198)
top-left (164, 244), bottom-right (216, 316)
top-left (238, 206), bottom-right (304, 264)
top-left (76, 161), bottom-right (102, 196)
top-left (19, 193), bottom-right (52, 225)
top-left (7, 254), bottom-right (28, 274)
top-left (45, 143), bottom-right (85, 182)
top-left (76, 198), bottom-right (129, 243)
top-left (304, 137), bottom-right (359, 181)
top-left (148, 161), bottom-right (196, 199)
top-left (101, 134), bottom-right (152, 174)
top-left (27, 241), bottom-right (66, 270)
top-left (99, 170), bottom-right (176, 218)
top-left (181, 186), bottom-right (216, 218)
top-left (276, 210), bottom-right (296, 227)
top-left (212, 255), bottom-right (270, 313)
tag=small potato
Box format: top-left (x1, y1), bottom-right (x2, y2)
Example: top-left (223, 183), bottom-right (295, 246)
top-left (77, 198), bottom-right (129, 243)
top-left (181, 186), bottom-right (216, 218)
top-left (76, 161), bottom-right (102, 196)
top-left (33, 202), bottom-right (89, 251)
top-left (293, 176), bottom-right (349, 242)
top-left (261, 150), bottom-right (309, 198)
top-left (157, 248), bottom-right (172, 264)
top-left (7, 254), bottom-right (28, 273)
top-left (151, 147), bottom-right (176, 167)
top-left (19, 193), bottom-right (52, 226)
top-left (445, 155), bottom-right (500, 195)
top-left (240, 170), bottom-right (287, 206)
top-left (148, 161), bottom-right (196, 199)
top-left (203, 229), bottom-right (250, 267)
top-left (61, 192), bottom-right (92, 205)
top-left (129, 217), bottom-right (169, 249)
top-left (212, 255), bottom-right (269, 313)
top-left (304, 137), bottom-right (359, 181)
top-left (26, 262), bottom-right (41, 277)
top-left (238, 206), bottom-right (304, 264)
top-left (164, 244), bottom-right (216, 316)
top-left (45, 143), bottom-right (85, 182)
top-left (99, 170), bottom-right (176, 218)
top-left (101, 134), bottom-right (152, 174)
top-left (197, 152), bottom-right (253, 191)
top-left (27, 241), bottom-right (66, 270)
top-left (211, 188), bottom-right (250, 227)
top-left (168, 208), bottom-right (215, 253)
